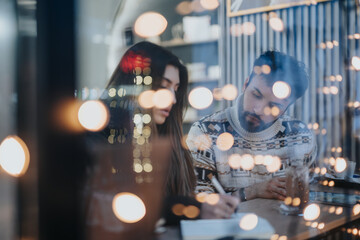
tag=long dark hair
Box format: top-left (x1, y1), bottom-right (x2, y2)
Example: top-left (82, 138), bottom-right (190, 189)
top-left (103, 41), bottom-right (196, 197)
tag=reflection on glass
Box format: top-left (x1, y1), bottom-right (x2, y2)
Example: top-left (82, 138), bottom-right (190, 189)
top-left (0, 136), bottom-right (30, 177)
top-left (112, 192), bottom-right (146, 223)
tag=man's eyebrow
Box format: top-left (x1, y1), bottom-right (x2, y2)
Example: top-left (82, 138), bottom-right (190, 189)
top-left (270, 101), bottom-right (283, 108)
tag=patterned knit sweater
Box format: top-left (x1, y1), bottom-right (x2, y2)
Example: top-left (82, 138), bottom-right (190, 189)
top-left (186, 101), bottom-right (317, 194)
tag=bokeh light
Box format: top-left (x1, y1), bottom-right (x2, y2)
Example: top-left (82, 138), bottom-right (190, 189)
top-left (353, 204), bottom-right (360, 215)
top-left (272, 81), bottom-right (291, 99)
top-left (216, 132), bottom-right (234, 151)
top-left (269, 17), bottom-right (284, 32)
top-left (134, 12), bottom-right (167, 38)
top-left (262, 65), bottom-right (271, 74)
top-left (241, 22), bottom-right (256, 35)
top-left (172, 203), bottom-right (185, 216)
top-left (0, 136), bottom-right (30, 177)
top-left (303, 204), bottom-right (321, 221)
top-left (239, 213), bottom-right (258, 230)
top-left (334, 157), bottom-right (347, 173)
top-left (230, 23), bottom-right (242, 37)
top-left (284, 197), bottom-right (292, 205)
top-left (228, 154), bottom-right (242, 169)
top-left (176, 1), bottom-right (193, 15)
top-left (222, 84), bottom-right (238, 100)
top-left (188, 87), bottom-right (213, 109)
top-left (240, 154), bottom-right (255, 170)
top-left (205, 193), bottom-right (220, 205)
top-left (139, 90), bottom-right (155, 109)
top-left (200, 0), bottom-right (219, 10)
top-left (183, 205), bottom-right (200, 218)
top-left (265, 156), bottom-right (281, 172)
top-left (335, 207), bottom-right (343, 215)
top-left (195, 192), bottom-right (207, 203)
top-left (153, 89), bottom-right (173, 109)
top-left (112, 192), bottom-right (146, 223)
top-left (292, 197), bottom-right (301, 207)
top-left (212, 88), bottom-right (223, 100)
top-left (352, 56), bottom-right (360, 70)
top-left (78, 100), bottom-right (109, 131)
top-left (194, 134), bottom-right (212, 150)
top-left (318, 222), bottom-right (325, 230)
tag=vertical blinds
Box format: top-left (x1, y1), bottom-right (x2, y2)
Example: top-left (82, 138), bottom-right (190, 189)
top-left (220, 0), bottom-right (360, 166)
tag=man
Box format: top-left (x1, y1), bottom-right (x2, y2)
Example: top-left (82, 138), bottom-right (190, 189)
top-left (187, 51), bottom-right (317, 202)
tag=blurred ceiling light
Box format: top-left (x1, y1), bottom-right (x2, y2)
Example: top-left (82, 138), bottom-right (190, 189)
top-left (78, 100), bottom-right (109, 132)
top-left (216, 132), bottom-right (234, 151)
top-left (153, 89), bottom-right (173, 109)
top-left (0, 136), bottom-right (30, 177)
top-left (303, 203), bottom-right (321, 221)
top-left (222, 84), bottom-right (238, 100)
top-left (240, 154), bottom-right (255, 170)
top-left (176, 1), bottom-right (193, 15)
top-left (200, 0), bottom-right (219, 10)
top-left (230, 23), bottom-right (242, 37)
top-left (239, 213), bottom-right (258, 230)
top-left (269, 17), bottom-right (284, 32)
top-left (272, 81), bottom-right (291, 99)
top-left (112, 192), bottom-right (146, 223)
top-left (241, 22), bottom-right (256, 35)
top-left (228, 154), bottom-right (242, 169)
top-left (334, 157), bottom-right (347, 173)
top-left (188, 87), bottom-right (213, 109)
top-left (351, 56), bottom-right (360, 70)
top-left (139, 90), bottom-right (155, 109)
top-left (134, 12), bottom-right (168, 38)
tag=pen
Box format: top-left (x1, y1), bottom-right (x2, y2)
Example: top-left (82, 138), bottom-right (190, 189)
top-left (207, 173), bottom-right (226, 194)
top-left (207, 173), bottom-right (239, 213)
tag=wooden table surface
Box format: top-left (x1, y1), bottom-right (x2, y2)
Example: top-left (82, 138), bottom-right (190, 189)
top-left (157, 184), bottom-right (360, 240)
top-left (236, 185), bottom-right (360, 240)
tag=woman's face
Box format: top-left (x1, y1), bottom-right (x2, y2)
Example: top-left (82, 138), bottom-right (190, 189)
top-left (152, 65), bottom-right (180, 125)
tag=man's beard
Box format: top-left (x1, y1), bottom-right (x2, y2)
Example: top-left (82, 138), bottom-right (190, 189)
top-left (239, 111), bottom-right (269, 132)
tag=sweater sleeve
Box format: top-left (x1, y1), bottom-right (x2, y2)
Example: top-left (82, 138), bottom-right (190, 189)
top-left (186, 121), bottom-right (217, 193)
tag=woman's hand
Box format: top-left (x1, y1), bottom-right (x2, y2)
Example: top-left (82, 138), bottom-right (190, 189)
top-left (200, 194), bottom-right (239, 219)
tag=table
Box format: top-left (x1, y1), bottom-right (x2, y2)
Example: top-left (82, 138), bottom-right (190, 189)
top-left (158, 184), bottom-right (360, 240)
top-left (236, 184), bottom-right (360, 239)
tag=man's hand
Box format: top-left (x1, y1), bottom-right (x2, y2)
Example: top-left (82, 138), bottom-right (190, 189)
top-left (200, 194), bottom-right (239, 219)
top-left (246, 177), bottom-right (286, 200)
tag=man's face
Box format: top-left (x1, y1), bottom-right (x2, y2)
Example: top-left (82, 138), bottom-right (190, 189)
top-left (240, 75), bottom-right (292, 132)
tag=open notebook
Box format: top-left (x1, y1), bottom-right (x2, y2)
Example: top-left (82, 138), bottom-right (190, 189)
top-left (181, 213), bottom-right (275, 240)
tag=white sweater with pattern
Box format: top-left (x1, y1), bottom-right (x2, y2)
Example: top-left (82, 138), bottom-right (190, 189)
top-left (186, 101), bottom-right (317, 194)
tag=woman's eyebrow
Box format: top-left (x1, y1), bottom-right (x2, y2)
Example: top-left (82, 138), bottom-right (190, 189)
top-left (163, 77), bottom-right (179, 86)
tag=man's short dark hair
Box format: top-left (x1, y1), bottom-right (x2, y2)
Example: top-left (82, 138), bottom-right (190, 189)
top-left (248, 51), bottom-right (309, 101)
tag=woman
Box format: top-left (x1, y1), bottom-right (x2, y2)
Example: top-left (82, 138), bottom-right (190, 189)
top-left (87, 42), bottom-right (238, 234)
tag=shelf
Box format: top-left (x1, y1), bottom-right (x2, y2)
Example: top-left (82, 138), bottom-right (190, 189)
top-left (159, 38), bottom-right (219, 47)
